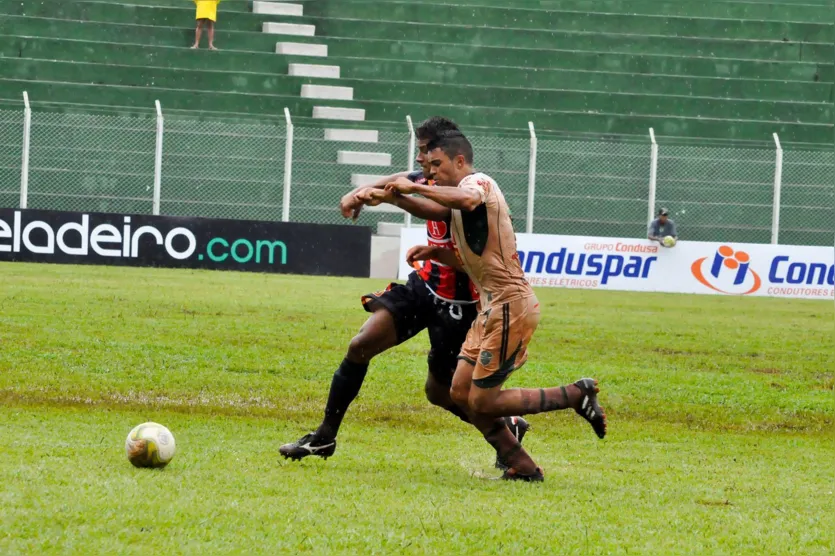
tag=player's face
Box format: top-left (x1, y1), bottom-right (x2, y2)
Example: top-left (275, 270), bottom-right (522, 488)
top-left (659, 215), bottom-right (668, 224)
top-left (416, 140), bottom-right (432, 177)
top-left (427, 148), bottom-right (459, 187)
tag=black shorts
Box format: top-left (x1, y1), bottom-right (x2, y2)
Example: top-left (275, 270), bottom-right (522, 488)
top-left (361, 272), bottom-right (478, 385)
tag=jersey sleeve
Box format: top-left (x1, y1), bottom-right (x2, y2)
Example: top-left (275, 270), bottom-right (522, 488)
top-left (647, 220), bottom-right (658, 237)
top-left (406, 171), bottom-right (424, 183)
top-left (459, 174), bottom-right (491, 204)
top-left (668, 220), bottom-right (678, 237)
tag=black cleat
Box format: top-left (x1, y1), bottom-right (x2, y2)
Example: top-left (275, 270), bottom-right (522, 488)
top-left (574, 378), bottom-right (607, 439)
top-left (502, 466), bottom-right (544, 482)
top-left (495, 416), bottom-right (530, 470)
top-left (279, 433), bottom-right (337, 461)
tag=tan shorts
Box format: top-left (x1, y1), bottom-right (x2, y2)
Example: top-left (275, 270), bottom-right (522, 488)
top-left (458, 295), bottom-right (541, 389)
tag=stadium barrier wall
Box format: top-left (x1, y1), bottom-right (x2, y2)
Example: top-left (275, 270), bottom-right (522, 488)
top-left (0, 208), bottom-right (371, 277)
top-left (398, 228), bottom-right (835, 301)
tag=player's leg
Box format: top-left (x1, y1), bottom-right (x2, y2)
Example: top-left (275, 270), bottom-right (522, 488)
top-left (423, 300), bottom-right (478, 423)
top-left (424, 370), bottom-right (469, 423)
top-left (280, 280), bottom-right (427, 460)
top-left (318, 306), bottom-right (400, 437)
top-left (451, 359), bottom-right (541, 480)
top-left (425, 301), bottom-right (530, 468)
top-left (467, 297), bottom-right (607, 439)
top-left (450, 313), bottom-right (539, 478)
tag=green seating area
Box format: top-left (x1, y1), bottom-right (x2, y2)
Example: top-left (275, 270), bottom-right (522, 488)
top-left (1, 0), bottom-right (832, 140)
top-left (0, 0), bottom-right (831, 243)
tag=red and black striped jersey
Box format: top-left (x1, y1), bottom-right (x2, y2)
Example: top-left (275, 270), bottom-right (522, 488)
top-left (407, 171), bottom-right (478, 304)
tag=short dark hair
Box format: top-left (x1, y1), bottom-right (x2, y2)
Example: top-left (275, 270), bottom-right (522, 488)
top-left (416, 117), bottom-right (460, 142)
top-left (428, 130), bottom-right (474, 165)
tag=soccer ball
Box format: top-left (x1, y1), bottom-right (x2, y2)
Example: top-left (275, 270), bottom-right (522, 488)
top-left (663, 236), bottom-right (677, 248)
top-left (125, 422), bottom-right (176, 468)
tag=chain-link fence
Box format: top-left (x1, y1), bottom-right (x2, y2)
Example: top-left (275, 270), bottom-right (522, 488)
top-left (161, 115), bottom-right (285, 221)
top-left (536, 139), bottom-right (650, 238)
top-left (291, 125), bottom-right (410, 231)
top-left (472, 134), bottom-right (530, 233)
top-left (0, 108), bottom-right (23, 209)
top-left (27, 111), bottom-right (156, 214)
top-left (781, 149), bottom-right (834, 247)
top-left (656, 144), bottom-right (776, 244)
top-left (2, 102), bottom-right (833, 247)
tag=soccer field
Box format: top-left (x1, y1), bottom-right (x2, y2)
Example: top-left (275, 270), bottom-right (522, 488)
top-left (1, 263), bottom-right (833, 554)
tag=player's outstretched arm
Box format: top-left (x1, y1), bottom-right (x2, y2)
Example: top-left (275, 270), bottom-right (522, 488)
top-left (385, 179), bottom-right (482, 212)
top-left (393, 195), bottom-right (451, 221)
top-left (363, 189), bottom-right (451, 221)
top-left (339, 171), bottom-right (412, 219)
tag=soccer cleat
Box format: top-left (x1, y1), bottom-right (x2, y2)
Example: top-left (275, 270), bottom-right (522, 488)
top-left (574, 378), bottom-right (607, 439)
top-left (494, 416), bottom-right (530, 470)
top-left (279, 433), bottom-right (337, 461)
top-left (501, 466), bottom-right (544, 482)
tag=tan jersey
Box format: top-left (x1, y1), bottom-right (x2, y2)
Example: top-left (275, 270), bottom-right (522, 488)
top-left (449, 172), bottom-right (533, 309)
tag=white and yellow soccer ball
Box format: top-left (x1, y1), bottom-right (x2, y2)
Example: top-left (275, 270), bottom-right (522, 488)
top-left (663, 235), bottom-right (677, 248)
top-left (125, 422), bottom-right (176, 468)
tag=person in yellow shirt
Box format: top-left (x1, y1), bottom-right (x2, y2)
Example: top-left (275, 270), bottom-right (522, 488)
top-left (191, 0), bottom-right (220, 50)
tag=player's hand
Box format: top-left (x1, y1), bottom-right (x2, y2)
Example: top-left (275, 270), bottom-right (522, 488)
top-left (385, 177), bottom-right (417, 196)
top-left (406, 245), bottom-right (436, 267)
top-left (366, 188), bottom-right (396, 206)
top-left (340, 190), bottom-right (365, 220)
top-left (353, 188), bottom-right (393, 208)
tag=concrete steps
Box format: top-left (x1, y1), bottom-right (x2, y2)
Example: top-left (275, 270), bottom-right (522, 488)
top-left (265, 3), bottom-right (395, 195)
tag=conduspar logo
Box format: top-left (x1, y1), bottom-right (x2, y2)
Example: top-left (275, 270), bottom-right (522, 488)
top-left (691, 245), bottom-right (761, 295)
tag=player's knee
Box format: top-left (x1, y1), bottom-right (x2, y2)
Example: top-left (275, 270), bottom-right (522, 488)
top-left (468, 390), bottom-right (496, 416)
top-left (450, 382), bottom-right (470, 409)
top-left (346, 332), bottom-right (377, 364)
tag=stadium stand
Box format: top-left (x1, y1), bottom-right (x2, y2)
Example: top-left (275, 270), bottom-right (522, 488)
top-left (1, 0), bottom-right (831, 139)
top-left (0, 0), bottom-right (831, 242)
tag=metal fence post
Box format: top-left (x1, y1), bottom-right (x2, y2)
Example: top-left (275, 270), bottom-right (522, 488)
top-left (153, 100), bottom-right (164, 215)
top-left (20, 91), bottom-right (32, 209)
top-left (405, 115), bottom-right (416, 228)
top-left (648, 128), bottom-right (658, 223)
top-left (525, 121), bottom-right (537, 234)
top-left (282, 107), bottom-right (294, 222)
top-left (771, 132), bottom-right (783, 245)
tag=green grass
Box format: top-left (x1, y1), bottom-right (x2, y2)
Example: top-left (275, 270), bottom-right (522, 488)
top-left (0, 262), bottom-right (833, 554)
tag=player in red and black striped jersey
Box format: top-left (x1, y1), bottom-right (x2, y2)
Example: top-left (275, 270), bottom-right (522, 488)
top-left (280, 118), bottom-right (528, 467)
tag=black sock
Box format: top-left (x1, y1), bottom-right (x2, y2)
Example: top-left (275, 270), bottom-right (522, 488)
top-left (315, 358), bottom-right (369, 439)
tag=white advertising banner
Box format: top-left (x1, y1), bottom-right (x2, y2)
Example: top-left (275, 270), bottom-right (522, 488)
top-left (398, 228), bottom-right (835, 301)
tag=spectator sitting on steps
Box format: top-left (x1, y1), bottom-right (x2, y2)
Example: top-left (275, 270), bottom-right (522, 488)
top-left (647, 207), bottom-right (678, 247)
top-left (191, 0), bottom-right (220, 50)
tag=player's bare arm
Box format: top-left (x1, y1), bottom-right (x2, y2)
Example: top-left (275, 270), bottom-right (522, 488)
top-left (385, 179), bottom-right (482, 212)
top-left (366, 188), bottom-right (451, 221)
top-left (340, 171), bottom-right (412, 219)
top-left (406, 245), bottom-right (464, 271)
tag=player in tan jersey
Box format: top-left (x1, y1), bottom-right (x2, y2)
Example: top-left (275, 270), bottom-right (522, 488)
top-left (382, 130), bottom-right (607, 482)
top-left (449, 171), bottom-right (531, 307)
